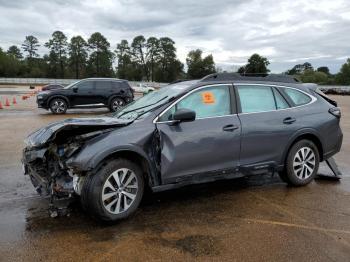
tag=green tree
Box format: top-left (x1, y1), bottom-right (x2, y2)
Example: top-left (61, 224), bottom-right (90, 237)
top-left (146, 37), bottom-right (160, 81)
top-left (155, 37), bottom-right (183, 82)
top-left (69, 36), bottom-right (88, 78)
top-left (131, 35), bottom-right (148, 80)
top-left (240, 53), bottom-right (270, 75)
top-left (87, 32), bottom-right (114, 77)
top-left (7, 45), bottom-right (23, 60)
top-left (0, 48), bottom-right (22, 76)
top-left (300, 69), bottom-right (328, 84)
top-left (317, 66), bottom-right (330, 75)
top-left (186, 49), bottom-right (216, 79)
top-left (45, 31), bottom-right (68, 77)
top-left (21, 35), bottom-right (40, 60)
top-left (115, 39), bottom-right (135, 79)
top-left (335, 58), bottom-right (350, 85)
top-left (21, 36), bottom-right (43, 76)
top-left (286, 62), bottom-right (313, 75)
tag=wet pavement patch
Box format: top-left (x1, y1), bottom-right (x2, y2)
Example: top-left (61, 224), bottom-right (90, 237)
top-left (175, 235), bottom-right (220, 256)
top-left (147, 234), bottom-right (221, 257)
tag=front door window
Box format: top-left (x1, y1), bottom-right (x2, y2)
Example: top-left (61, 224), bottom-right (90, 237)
top-left (159, 85), bottom-right (231, 122)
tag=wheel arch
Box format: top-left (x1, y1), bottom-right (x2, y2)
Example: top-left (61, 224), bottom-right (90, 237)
top-left (91, 148), bottom-right (159, 189)
top-left (108, 95), bottom-right (126, 106)
top-left (282, 131), bottom-right (324, 166)
top-left (47, 95), bottom-right (70, 108)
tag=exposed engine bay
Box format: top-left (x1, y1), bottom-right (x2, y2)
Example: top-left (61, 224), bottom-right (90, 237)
top-left (22, 118), bottom-right (132, 216)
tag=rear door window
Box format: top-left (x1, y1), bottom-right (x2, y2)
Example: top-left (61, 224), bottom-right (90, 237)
top-left (237, 85), bottom-right (276, 113)
top-left (284, 88), bottom-right (311, 106)
top-left (273, 88), bottom-right (289, 109)
top-left (95, 81), bottom-right (112, 91)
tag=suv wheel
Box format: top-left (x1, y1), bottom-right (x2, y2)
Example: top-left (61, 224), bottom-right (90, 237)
top-left (49, 98), bottom-right (67, 114)
top-left (279, 139), bottom-right (319, 186)
top-left (81, 158), bottom-right (144, 222)
top-left (110, 97), bottom-right (125, 112)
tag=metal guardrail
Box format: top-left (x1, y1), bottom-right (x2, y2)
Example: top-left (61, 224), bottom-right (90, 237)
top-left (318, 85), bottom-right (350, 90)
top-left (0, 78), bottom-right (77, 85)
top-left (0, 78), bottom-right (168, 88)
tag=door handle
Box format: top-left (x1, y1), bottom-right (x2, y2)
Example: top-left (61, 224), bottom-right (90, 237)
top-left (223, 124), bottom-right (239, 132)
top-left (283, 117), bottom-right (296, 124)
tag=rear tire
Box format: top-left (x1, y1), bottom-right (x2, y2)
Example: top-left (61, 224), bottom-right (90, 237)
top-left (81, 158), bottom-right (144, 222)
top-left (279, 139), bottom-right (319, 186)
top-left (109, 97), bottom-right (125, 112)
top-left (49, 98), bottom-right (67, 114)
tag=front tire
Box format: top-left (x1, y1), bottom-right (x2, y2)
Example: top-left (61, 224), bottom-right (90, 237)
top-left (81, 159), bottom-right (144, 222)
top-left (49, 98), bottom-right (67, 114)
top-left (279, 139), bottom-right (320, 186)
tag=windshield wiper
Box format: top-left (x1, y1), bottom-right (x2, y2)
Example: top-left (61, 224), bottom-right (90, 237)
top-left (117, 96), bottom-right (168, 118)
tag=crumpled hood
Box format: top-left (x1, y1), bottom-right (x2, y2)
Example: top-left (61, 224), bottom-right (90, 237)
top-left (24, 117), bottom-right (133, 147)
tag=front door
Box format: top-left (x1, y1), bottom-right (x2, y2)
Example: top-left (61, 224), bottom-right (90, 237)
top-left (155, 84), bottom-right (241, 184)
top-left (71, 80), bottom-right (96, 106)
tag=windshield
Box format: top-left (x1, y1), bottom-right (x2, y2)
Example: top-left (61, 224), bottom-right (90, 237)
top-left (114, 81), bottom-right (196, 119)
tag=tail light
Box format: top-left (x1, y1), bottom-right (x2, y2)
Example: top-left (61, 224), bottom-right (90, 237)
top-left (329, 107), bottom-right (341, 118)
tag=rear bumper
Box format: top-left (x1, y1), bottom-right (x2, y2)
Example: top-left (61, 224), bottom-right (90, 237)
top-left (324, 131), bottom-right (343, 160)
top-left (125, 95), bottom-right (133, 104)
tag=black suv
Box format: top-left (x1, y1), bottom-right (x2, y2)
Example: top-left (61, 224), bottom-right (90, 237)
top-left (23, 73), bottom-right (343, 222)
top-left (36, 78), bottom-right (134, 114)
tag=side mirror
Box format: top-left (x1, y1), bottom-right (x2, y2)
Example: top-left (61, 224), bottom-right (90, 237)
top-left (72, 86), bottom-right (78, 93)
top-left (173, 108), bottom-right (196, 122)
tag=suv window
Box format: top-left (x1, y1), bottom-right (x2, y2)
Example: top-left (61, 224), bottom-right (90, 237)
top-left (273, 88), bottom-right (289, 109)
top-left (237, 85), bottom-right (277, 113)
top-left (95, 81), bottom-right (111, 90)
top-left (111, 81), bottom-right (121, 89)
top-left (159, 85), bottom-right (231, 121)
top-left (284, 88), bottom-right (311, 106)
top-left (77, 80), bottom-right (94, 90)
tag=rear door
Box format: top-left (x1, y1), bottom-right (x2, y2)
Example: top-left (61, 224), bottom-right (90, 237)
top-left (94, 80), bottom-right (112, 104)
top-left (156, 84), bottom-right (241, 184)
top-left (236, 84), bottom-right (300, 168)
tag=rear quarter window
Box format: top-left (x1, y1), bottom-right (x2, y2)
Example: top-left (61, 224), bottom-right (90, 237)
top-left (121, 82), bottom-right (132, 90)
top-left (284, 88), bottom-right (312, 106)
top-left (111, 81), bottom-right (121, 89)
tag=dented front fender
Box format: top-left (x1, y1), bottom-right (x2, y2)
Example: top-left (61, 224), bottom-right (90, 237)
top-left (66, 121), bottom-right (157, 173)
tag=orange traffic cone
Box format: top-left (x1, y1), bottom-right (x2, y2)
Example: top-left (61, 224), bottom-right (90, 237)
top-left (0, 101), bottom-right (3, 109)
top-left (5, 98), bottom-right (10, 106)
top-left (13, 97), bottom-right (17, 104)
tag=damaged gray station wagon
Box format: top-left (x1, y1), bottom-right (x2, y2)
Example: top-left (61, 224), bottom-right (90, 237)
top-left (23, 73), bottom-right (343, 222)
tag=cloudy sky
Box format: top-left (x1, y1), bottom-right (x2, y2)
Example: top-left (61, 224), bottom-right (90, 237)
top-left (1, 0), bottom-right (350, 73)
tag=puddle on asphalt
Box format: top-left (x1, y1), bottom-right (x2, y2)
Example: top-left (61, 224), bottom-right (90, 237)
top-left (1, 169), bottom-right (349, 255)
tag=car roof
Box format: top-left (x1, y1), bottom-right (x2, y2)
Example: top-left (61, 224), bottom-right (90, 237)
top-left (178, 73), bottom-right (318, 93)
top-left (84, 78), bottom-right (128, 82)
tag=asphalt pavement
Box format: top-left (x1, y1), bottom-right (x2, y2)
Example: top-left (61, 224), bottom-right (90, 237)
top-left (0, 93), bottom-right (349, 261)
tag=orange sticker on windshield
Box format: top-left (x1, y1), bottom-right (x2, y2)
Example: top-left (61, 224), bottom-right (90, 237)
top-left (202, 92), bottom-right (215, 104)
